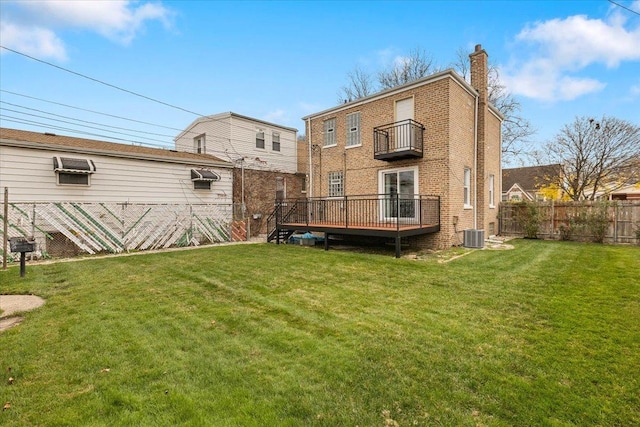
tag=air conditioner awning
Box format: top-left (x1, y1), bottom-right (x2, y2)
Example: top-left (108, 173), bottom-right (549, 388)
top-left (191, 169), bottom-right (220, 181)
top-left (53, 156), bottom-right (96, 174)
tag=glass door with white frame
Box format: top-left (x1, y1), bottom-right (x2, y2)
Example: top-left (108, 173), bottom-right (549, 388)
top-left (381, 169), bottom-right (416, 221)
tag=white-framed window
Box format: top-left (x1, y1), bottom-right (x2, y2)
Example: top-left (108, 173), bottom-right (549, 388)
top-left (464, 167), bottom-right (472, 208)
top-left (346, 112), bottom-right (360, 147)
top-left (191, 169), bottom-right (220, 191)
top-left (53, 156), bottom-right (96, 187)
top-left (194, 134), bottom-right (205, 154)
top-left (489, 174), bottom-right (495, 208)
top-left (256, 129), bottom-right (265, 149)
top-left (328, 171), bottom-right (344, 197)
top-left (194, 181), bottom-right (211, 190)
top-left (272, 131), bottom-right (280, 151)
top-left (324, 118), bottom-right (336, 147)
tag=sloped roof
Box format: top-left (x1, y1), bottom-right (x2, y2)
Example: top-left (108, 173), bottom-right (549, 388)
top-left (0, 127), bottom-right (232, 168)
top-left (502, 164), bottom-right (561, 193)
top-left (175, 111), bottom-right (298, 141)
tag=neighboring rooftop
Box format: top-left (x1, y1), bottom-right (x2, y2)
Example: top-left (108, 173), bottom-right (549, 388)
top-left (502, 164), bottom-right (561, 193)
top-left (0, 127), bottom-right (231, 167)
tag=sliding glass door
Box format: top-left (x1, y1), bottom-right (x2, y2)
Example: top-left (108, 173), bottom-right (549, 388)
top-left (380, 168), bottom-right (417, 221)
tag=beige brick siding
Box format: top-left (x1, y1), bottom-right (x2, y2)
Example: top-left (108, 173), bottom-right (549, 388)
top-left (305, 59), bottom-right (501, 250)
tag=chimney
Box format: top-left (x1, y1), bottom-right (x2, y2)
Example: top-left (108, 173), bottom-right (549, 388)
top-left (469, 44), bottom-right (489, 230)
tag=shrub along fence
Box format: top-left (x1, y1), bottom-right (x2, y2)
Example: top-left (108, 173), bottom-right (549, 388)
top-left (499, 200), bottom-right (640, 244)
top-left (1, 201), bottom-right (245, 262)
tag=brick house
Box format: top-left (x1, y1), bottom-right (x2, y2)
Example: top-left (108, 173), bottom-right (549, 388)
top-left (274, 45), bottom-right (502, 255)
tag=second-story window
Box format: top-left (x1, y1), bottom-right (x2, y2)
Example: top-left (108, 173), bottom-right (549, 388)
top-left (256, 130), bottom-right (265, 149)
top-left (272, 132), bottom-right (280, 151)
top-left (346, 112), bottom-right (360, 147)
top-left (194, 134), bottom-right (205, 154)
top-left (324, 118), bottom-right (336, 147)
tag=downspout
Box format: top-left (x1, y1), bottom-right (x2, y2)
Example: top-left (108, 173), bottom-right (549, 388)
top-left (307, 118), bottom-right (313, 197)
top-left (473, 93), bottom-right (479, 230)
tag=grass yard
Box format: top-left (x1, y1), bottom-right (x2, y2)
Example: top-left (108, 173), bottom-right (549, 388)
top-left (0, 240), bottom-right (639, 426)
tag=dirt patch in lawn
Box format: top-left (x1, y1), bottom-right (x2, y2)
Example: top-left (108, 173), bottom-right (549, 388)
top-left (0, 295), bottom-right (45, 332)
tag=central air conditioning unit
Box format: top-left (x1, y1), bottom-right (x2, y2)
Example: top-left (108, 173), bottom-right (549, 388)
top-left (463, 229), bottom-right (485, 249)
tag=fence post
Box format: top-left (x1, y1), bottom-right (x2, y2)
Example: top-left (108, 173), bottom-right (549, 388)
top-left (2, 187), bottom-right (7, 270)
top-left (613, 202), bottom-right (618, 244)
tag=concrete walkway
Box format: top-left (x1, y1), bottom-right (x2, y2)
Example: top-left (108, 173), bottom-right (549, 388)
top-left (0, 295), bottom-right (45, 332)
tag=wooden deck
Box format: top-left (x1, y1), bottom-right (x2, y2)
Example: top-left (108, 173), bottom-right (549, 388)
top-left (279, 220), bottom-right (439, 237)
top-left (268, 194), bottom-right (441, 257)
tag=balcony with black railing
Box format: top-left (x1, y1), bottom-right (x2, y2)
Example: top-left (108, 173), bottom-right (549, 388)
top-left (374, 119), bottom-right (424, 161)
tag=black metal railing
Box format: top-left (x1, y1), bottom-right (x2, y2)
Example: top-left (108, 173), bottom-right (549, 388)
top-left (275, 194), bottom-right (439, 231)
top-left (374, 119), bottom-right (424, 160)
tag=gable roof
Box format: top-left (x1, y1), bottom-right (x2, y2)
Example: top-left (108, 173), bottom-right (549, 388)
top-left (0, 127), bottom-right (232, 168)
top-left (502, 164), bottom-right (561, 193)
top-left (175, 111), bottom-right (298, 141)
top-left (301, 68), bottom-right (504, 121)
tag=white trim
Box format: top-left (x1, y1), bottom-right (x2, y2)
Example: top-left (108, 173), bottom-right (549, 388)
top-left (378, 166), bottom-right (420, 222)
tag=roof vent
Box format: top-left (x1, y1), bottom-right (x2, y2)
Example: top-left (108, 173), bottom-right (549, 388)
top-left (44, 132), bottom-right (57, 136)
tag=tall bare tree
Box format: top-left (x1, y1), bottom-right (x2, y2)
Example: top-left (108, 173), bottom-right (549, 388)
top-left (542, 116), bottom-right (640, 200)
top-left (337, 66), bottom-right (375, 103)
top-left (378, 47), bottom-right (440, 89)
top-left (451, 47), bottom-right (536, 165)
top-left (337, 48), bottom-right (439, 103)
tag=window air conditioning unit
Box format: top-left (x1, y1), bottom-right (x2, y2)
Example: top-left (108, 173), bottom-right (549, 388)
top-left (463, 229), bottom-right (485, 249)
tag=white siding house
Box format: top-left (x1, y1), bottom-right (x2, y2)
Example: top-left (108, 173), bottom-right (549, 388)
top-left (174, 112), bottom-right (298, 174)
top-left (0, 128), bottom-right (233, 203)
top-left (1, 128), bottom-right (238, 258)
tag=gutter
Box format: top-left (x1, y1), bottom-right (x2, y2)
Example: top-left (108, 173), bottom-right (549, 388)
top-left (0, 139), bottom-right (233, 169)
top-left (307, 118), bottom-right (313, 197)
top-left (473, 93), bottom-right (479, 230)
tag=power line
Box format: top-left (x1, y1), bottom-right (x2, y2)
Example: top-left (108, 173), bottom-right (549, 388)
top-left (0, 89), bottom-right (187, 132)
top-left (608, 0), bottom-right (640, 16)
top-left (0, 90), bottom-right (299, 145)
top-left (0, 45), bottom-right (205, 117)
top-left (0, 116), bottom-right (303, 170)
top-left (0, 101), bottom-right (176, 139)
top-left (0, 110), bottom-right (171, 145)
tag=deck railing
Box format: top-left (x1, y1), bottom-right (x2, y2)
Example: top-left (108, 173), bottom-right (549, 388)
top-left (275, 194), bottom-right (440, 231)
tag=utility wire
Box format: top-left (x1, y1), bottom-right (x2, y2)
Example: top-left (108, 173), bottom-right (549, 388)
top-left (0, 101), bottom-right (176, 139)
top-left (0, 90), bottom-right (299, 145)
top-left (0, 89), bottom-right (187, 132)
top-left (0, 45), bottom-right (205, 117)
top-left (0, 113), bottom-right (171, 145)
top-left (608, 0), bottom-right (640, 16)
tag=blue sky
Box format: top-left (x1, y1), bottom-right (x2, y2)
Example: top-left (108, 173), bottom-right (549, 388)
top-left (1, 0), bottom-right (639, 166)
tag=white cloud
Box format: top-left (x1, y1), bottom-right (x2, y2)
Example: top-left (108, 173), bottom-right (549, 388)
top-left (263, 109), bottom-right (287, 123)
top-left (503, 11), bottom-right (640, 102)
top-left (631, 83), bottom-right (640, 97)
top-left (0, 21), bottom-right (66, 61)
top-left (0, 1), bottom-right (172, 60)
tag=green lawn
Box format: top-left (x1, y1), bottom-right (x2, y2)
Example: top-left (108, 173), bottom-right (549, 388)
top-left (1, 240), bottom-right (638, 426)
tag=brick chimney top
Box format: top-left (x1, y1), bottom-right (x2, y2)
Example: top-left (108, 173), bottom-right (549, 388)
top-left (475, 44), bottom-right (482, 52)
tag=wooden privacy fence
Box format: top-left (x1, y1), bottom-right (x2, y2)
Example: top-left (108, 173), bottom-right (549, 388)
top-left (499, 200), bottom-right (640, 244)
top-left (1, 201), bottom-right (246, 262)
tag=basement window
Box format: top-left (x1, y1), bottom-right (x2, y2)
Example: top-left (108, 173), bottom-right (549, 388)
top-left (53, 156), bottom-right (96, 186)
top-left (191, 168), bottom-right (220, 190)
